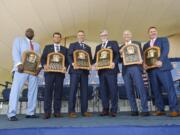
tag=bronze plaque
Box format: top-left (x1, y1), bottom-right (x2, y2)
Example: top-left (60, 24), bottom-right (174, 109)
top-left (121, 44), bottom-right (142, 65)
top-left (96, 48), bottom-right (113, 70)
top-left (73, 50), bottom-right (91, 70)
top-left (22, 51), bottom-right (40, 75)
top-left (45, 52), bottom-right (66, 73)
top-left (144, 46), bottom-right (161, 69)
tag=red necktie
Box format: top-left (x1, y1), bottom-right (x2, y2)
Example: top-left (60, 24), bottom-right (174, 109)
top-left (30, 40), bottom-right (34, 51)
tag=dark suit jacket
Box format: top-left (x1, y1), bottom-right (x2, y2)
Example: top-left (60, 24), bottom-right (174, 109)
top-left (68, 42), bottom-right (92, 74)
top-left (93, 40), bottom-right (120, 75)
top-left (120, 41), bottom-right (143, 76)
top-left (41, 44), bottom-right (69, 75)
top-left (143, 37), bottom-right (173, 71)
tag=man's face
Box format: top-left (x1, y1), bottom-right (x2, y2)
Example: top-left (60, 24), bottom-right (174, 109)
top-left (148, 28), bottom-right (158, 40)
top-left (123, 31), bottom-right (132, 42)
top-left (53, 34), bottom-right (61, 44)
top-left (25, 28), bottom-right (34, 40)
top-left (100, 32), bottom-right (108, 43)
top-left (77, 32), bottom-right (85, 43)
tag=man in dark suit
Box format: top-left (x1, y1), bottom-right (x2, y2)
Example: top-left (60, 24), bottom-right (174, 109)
top-left (120, 30), bottom-right (149, 116)
top-left (41, 32), bottom-right (68, 119)
top-left (143, 26), bottom-right (179, 117)
top-left (68, 30), bottom-right (92, 118)
top-left (93, 30), bottom-right (119, 117)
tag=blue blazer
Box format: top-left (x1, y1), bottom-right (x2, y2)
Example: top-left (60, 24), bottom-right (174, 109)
top-left (120, 41), bottom-right (143, 76)
top-left (41, 44), bottom-right (69, 74)
top-left (68, 42), bottom-right (92, 74)
top-left (143, 37), bottom-right (173, 71)
top-left (93, 40), bottom-right (120, 75)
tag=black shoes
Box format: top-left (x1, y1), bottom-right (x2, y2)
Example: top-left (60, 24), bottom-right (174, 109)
top-left (131, 111), bottom-right (139, 116)
top-left (140, 112), bottom-right (150, 116)
top-left (25, 114), bottom-right (39, 118)
top-left (8, 116), bottom-right (18, 121)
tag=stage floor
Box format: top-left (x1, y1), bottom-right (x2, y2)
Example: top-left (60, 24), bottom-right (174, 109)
top-left (0, 112), bottom-right (180, 129)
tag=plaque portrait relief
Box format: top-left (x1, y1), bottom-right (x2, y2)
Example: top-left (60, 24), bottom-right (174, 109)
top-left (73, 50), bottom-right (91, 70)
top-left (121, 44), bottom-right (142, 66)
top-left (144, 46), bottom-right (161, 69)
top-left (45, 52), bottom-right (66, 73)
top-left (22, 51), bottom-right (40, 75)
top-left (96, 48), bottom-right (113, 70)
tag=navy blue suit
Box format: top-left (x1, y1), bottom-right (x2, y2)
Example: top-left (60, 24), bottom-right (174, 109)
top-left (68, 42), bottom-right (92, 114)
top-left (93, 40), bottom-right (119, 113)
top-left (41, 44), bottom-right (68, 114)
top-left (120, 41), bottom-right (148, 112)
top-left (143, 37), bottom-right (179, 112)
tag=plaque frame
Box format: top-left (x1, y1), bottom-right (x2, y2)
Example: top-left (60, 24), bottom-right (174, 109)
top-left (45, 52), bottom-right (66, 73)
top-left (121, 43), bottom-right (142, 66)
top-left (22, 51), bottom-right (40, 75)
top-left (144, 46), bottom-right (161, 69)
top-left (73, 50), bottom-right (91, 70)
top-left (96, 48), bottom-right (113, 70)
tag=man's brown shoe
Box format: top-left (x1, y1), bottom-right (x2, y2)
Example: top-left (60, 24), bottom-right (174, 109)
top-left (100, 111), bottom-right (109, 116)
top-left (110, 112), bottom-right (117, 117)
top-left (43, 113), bottom-right (51, 119)
top-left (68, 112), bottom-right (77, 118)
top-left (167, 112), bottom-right (179, 117)
top-left (152, 111), bottom-right (166, 116)
top-left (82, 112), bottom-right (92, 117)
top-left (54, 113), bottom-right (61, 118)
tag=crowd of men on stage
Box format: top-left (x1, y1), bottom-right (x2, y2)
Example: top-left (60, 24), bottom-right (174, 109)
top-left (7, 26), bottom-right (180, 121)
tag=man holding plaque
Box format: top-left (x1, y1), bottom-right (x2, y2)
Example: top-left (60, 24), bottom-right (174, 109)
top-left (41, 32), bottom-right (68, 119)
top-left (143, 26), bottom-right (179, 117)
top-left (120, 30), bottom-right (149, 116)
top-left (68, 30), bottom-right (92, 118)
top-left (7, 28), bottom-right (41, 121)
top-left (93, 30), bottom-right (120, 117)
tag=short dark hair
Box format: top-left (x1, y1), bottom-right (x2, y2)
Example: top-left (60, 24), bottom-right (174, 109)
top-left (148, 26), bottom-right (157, 32)
top-left (77, 30), bottom-right (85, 34)
top-left (53, 32), bottom-right (62, 38)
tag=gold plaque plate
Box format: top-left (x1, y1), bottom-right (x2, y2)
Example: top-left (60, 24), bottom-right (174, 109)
top-left (22, 51), bottom-right (40, 75)
top-left (144, 46), bottom-right (161, 69)
top-left (96, 48), bottom-right (113, 70)
top-left (45, 52), bottom-right (66, 73)
top-left (121, 44), bottom-right (142, 65)
top-left (73, 50), bottom-right (91, 70)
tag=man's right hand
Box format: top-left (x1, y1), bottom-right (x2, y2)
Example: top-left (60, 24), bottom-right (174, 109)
top-left (143, 63), bottom-right (148, 70)
top-left (43, 65), bottom-right (49, 71)
top-left (18, 64), bottom-right (24, 73)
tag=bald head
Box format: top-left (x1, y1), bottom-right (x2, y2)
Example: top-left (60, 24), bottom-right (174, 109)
top-left (123, 30), bottom-right (132, 42)
top-left (25, 28), bottom-right (34, 40)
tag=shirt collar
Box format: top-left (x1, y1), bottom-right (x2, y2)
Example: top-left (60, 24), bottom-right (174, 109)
top-left (125, 40), bottom-right (132, 45)
top-left (54, 43), bottom-right (61, 46)
top-left (102, 40), bottom-right (108, 45)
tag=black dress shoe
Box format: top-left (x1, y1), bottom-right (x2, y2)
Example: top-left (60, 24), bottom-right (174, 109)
top-left (110, 112), bottom-right (117, 117)
top-left (131, 111), bottom-right (139, 116)
top-left (44, 113), bottom-right (51, 119)
top-left (8, 116), bottom-right (18, 121)
top-left (100, 111), bottom-right (109, 116)
top-left (140, 112), bottom-right (150, 116)
top-left (54, 113), bottom-right (61, 118)
top-left (25, 115), bottom-right (39, 118)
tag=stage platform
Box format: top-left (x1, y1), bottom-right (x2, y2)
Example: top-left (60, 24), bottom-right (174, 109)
top-left (0, 112), bottom-right (180, 135)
